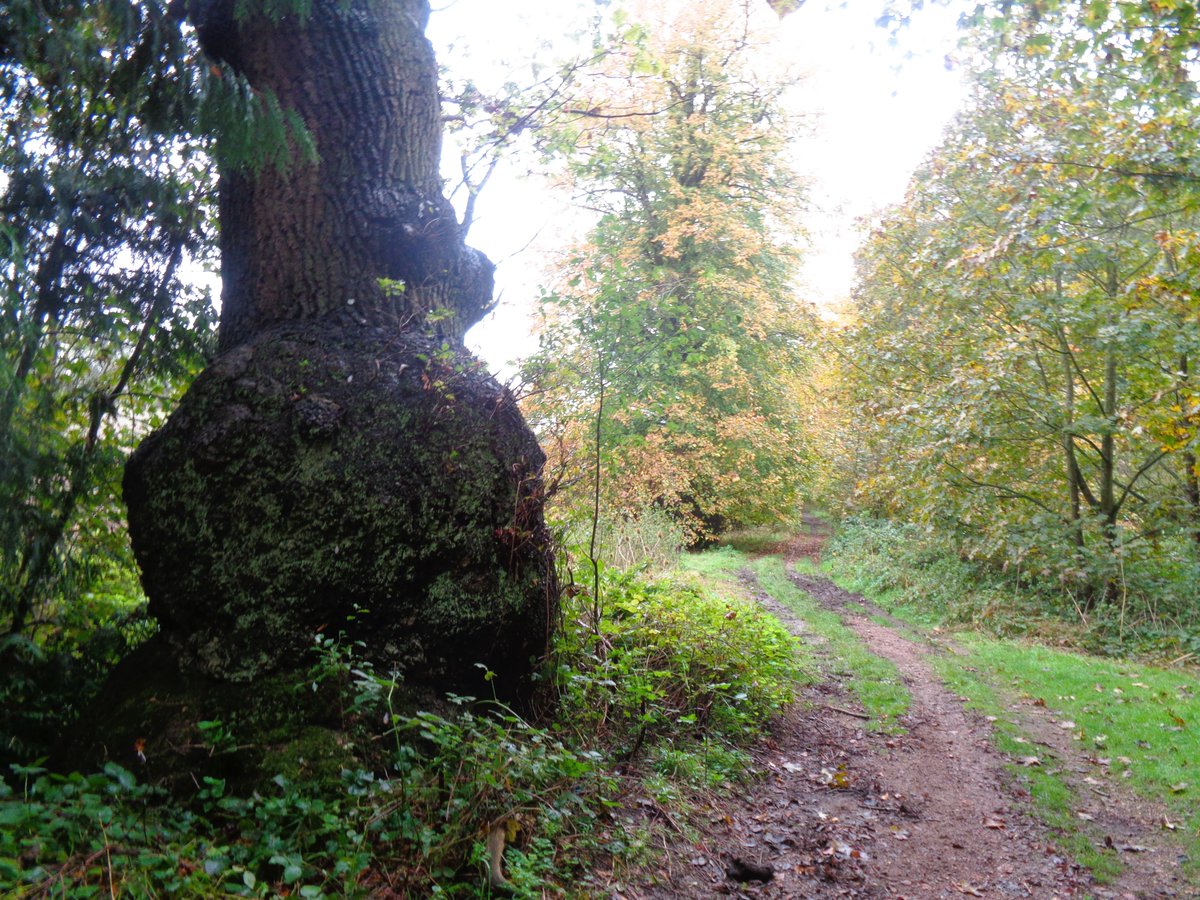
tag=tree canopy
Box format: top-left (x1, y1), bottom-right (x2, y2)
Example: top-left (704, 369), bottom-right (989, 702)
top-left (1, 0), bottom-right (217, 643)
top-left (831, 0), bottom-right (1200, 604)
top-left (523, 0), bottom-right (816, 542)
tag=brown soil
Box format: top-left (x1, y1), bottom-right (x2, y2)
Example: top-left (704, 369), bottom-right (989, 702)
top-left (613, 528), bottom-right (1191, 899)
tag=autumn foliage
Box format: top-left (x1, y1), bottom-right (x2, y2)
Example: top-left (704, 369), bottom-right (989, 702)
top-left (523, 0), bottom-right (815, 543)
top-left (829, 5), bottom-right (1200, 606)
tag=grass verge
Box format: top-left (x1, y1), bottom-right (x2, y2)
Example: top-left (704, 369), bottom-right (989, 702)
top-left (939, 636), bottom-right (1200, 880)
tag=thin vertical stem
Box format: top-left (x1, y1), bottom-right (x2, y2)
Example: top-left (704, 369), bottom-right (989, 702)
top-left (588, 360), bottom-right (605, 632)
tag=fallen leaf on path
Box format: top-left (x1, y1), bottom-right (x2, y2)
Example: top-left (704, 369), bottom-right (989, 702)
top-left (1018, 756), bottom-right (1041, 767)
top-left (1077, 812), bottom-right (1094, 821)
top-left (1058, 720), bottom-right (1077, 730)
top-left (953, 883), bottom-right (985, 897)
top-left (819, 765), bottom-right (852, 788)
top-left (983, 817), bottom-right (1006, 829)
top-left (824, 840), bottom-right (854, 859)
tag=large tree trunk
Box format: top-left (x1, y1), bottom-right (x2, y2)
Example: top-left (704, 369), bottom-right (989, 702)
top-left (120, 0), bottom-right (555, 695)
top-left (196, 0), bottom-right (493, 345)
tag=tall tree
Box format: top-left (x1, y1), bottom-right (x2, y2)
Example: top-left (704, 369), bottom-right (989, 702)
top-left (834, 44), bottom-right (1200, 601)
top-left (525, 0), bottom-right (815, 542)
top-left (114, 0), bottom-right (558, 694)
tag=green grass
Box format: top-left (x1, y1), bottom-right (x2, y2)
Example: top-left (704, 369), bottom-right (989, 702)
top-left (930, 651), bottom-right (1123, 882)
top-left (681, 548), bottom-right (910, 732)
top-left (677, 544), bottom-right (746, 580)
top-left (947, 635), bottom-right (1200, 872)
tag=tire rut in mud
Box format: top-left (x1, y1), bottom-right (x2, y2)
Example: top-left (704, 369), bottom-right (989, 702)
top-left (779, 569), bottom-right (1186, 900)
top-left (624, 566), bottom-right (1184, 898)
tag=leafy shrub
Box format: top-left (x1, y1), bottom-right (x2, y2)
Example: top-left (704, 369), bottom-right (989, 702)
top-left (553, 569), bottom-right (800, 762)
top-left (0, 605), bottom-right (155, 767)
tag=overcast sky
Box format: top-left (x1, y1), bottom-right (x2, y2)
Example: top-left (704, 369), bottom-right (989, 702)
top-left (429, 0), bottom-right (969, 373)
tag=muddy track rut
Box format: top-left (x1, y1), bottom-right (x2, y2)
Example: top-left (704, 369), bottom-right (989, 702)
top-left (620, 549), bottom-right (1188, 898)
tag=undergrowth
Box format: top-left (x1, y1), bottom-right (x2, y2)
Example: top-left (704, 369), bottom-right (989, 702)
top-left (825, 518), bottom-right (1200, 664)
top-left (555, 569), bottom-right (802, 760)
top-left (1, 563), bottom-right (801, 897)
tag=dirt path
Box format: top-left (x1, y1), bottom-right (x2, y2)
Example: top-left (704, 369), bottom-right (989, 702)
top-left (621, 536), bottom-right (1188, 898)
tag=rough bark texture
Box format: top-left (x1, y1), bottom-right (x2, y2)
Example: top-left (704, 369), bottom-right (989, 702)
top-left (191, 0), bottom-right (494, 347)
top-left (125, 322), bottom-right (554, 689)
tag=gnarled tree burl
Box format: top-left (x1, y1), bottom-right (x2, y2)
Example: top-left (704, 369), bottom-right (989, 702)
top-left (124, 0), bottom-right (555, 694)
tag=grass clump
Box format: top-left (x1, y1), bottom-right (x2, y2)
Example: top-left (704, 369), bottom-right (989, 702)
top-left (717, 525), bottom-right (794, 556)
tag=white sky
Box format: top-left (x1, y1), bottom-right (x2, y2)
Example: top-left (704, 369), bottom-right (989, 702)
top-left (428, 0), bottom-right (969, 374)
